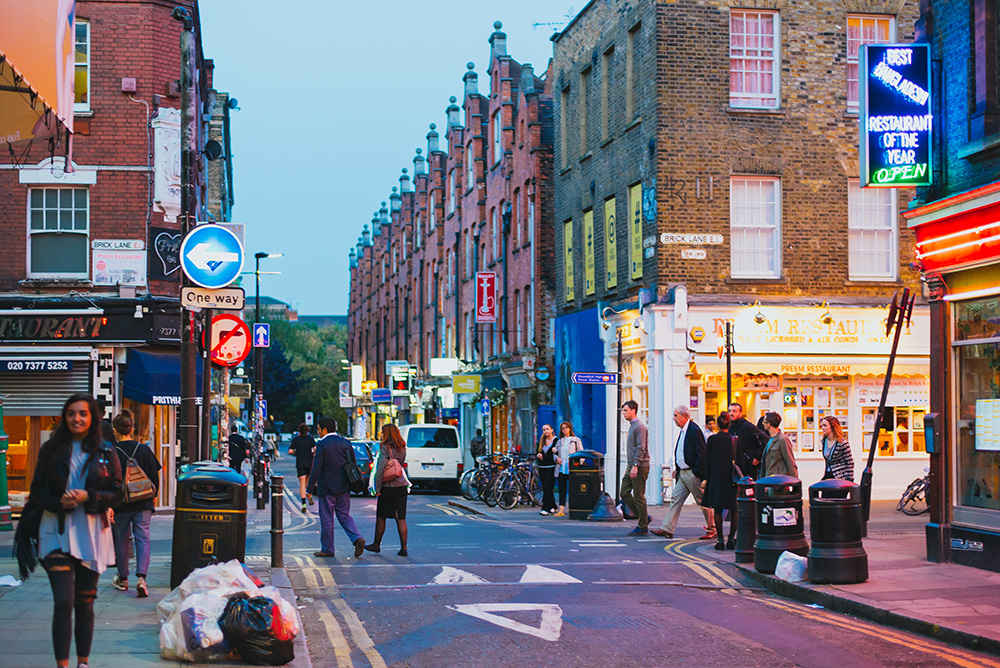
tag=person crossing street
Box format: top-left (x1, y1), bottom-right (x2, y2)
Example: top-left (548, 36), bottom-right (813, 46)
top-left (307, 418), bottom-right (366, 559)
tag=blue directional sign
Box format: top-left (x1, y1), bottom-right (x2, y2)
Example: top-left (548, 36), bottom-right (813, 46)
top-left (481, 397), bottom-right (491, 416)
top-left (572, 372), bottom-right (620, 385)
top-left (253, 323), bottom-right (270, 348)
top-left (372, 388), bottom-right (392, 403)
top-left (179, 224), bottom-right (245, 289)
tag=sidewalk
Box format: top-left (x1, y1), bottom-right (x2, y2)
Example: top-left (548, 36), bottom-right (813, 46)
top-left (451, 495), bottom-right (1000, 657)
top-left (0, 503), bottom-right (310, 668)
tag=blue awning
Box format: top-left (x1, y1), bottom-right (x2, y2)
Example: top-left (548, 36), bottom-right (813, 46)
top-left (122, 349), bottom-right (202, 406)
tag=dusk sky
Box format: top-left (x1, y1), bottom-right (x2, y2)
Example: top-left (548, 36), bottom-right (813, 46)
top-left (199, 1), bottom-right (576, 315)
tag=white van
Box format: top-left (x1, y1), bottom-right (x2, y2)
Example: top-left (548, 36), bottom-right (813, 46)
top-left (397, 424), bottom-right (464, 491)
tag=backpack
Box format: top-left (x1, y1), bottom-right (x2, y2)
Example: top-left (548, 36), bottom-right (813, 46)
top-left (117, 443), bottom-right (156, 504)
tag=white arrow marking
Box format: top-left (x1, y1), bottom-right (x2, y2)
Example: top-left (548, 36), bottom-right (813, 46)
top-left (449, 603), bottom-right (563, 642)
top-left (254, 326), bottom-right (268, 345)
top-left (429, 567), bottom-right (487, 585)
top-left (186, 242), bottom-right (239, 272)
top-left (520, 565), bottom-right (581, 584)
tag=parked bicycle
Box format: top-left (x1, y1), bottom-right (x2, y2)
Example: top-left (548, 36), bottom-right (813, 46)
top-left (492, 455), bottom-right (543, 510)
top-left (897, 468), bottom-right (930, 515)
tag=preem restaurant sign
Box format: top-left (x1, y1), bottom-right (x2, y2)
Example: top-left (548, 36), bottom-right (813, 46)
top-left (859, 43), bottom-right (932, 188)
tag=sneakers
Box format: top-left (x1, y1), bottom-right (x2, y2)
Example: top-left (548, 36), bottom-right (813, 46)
top-left (111, 575), bottom-right (128, 591)
top-left (136, 576), bottom-right (149, 598)
top-left (354, 537), bottom-right (366, 558)
top-left (307, 494), bottom-right (314, 506)
top-left (301, 502), bottom-right (308, 513)
top-left (627, 527), bottom-right (649, 536)
top-left (539, 509), bottom-right (549, 516)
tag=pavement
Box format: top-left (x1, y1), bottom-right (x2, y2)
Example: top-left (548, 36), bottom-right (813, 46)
top-left (449, 494), bottom-right (1000, 658)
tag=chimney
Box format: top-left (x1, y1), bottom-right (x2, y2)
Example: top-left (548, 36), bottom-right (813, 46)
top-left (414, 148), bottom-right (427, 176)
top-left (520, 63), bottom-right (535, 95)
top-left (427, 123), bottom-right (441, 154)
top-left (463, 62), bottom-right (478, 97)
top-left (371, 211), bottom-right (381, 237)
top-left (446, 96), bottom-right (461, 129)
top-left (489, 21), bottom-right (507, 61)
top-left (400, 168), bottom-right (412, 193)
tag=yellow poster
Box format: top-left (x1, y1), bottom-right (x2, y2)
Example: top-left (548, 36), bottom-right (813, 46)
top-left (604, 197), bottom-right (617, 289)
top-left (584, 209), bottom-right (595, 296)
top-left (629, 183), bottom-right (643, 280)
top-left (564, 219), bottom-right (575, 302)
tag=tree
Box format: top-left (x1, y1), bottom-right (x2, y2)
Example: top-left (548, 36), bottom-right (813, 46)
top-left (261, 338), bottom-right (300, 423)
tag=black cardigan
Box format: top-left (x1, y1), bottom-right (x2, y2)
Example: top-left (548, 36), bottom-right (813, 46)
top-left (30, 438), bottom-right (124, 532)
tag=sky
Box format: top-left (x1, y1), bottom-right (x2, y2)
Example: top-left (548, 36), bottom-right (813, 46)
top-left (199, 1), bottom-right (577, 315)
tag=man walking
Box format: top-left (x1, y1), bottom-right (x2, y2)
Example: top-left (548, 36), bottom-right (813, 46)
top-left (289, 423), bottom-right (316, 512)
top-left (728, 402), bottom-right (766, 479)
top-left (621, 400), bottom-right (649, 536)
top-left (651, 405), bottom-right (715, 540)
top-left (307, 418), bottom-right (366, 558)
top-left (228, 426), bottom-right (248, 474)
top-left (760, 412), bottom-right (799, 479)
top-left (470, 428), bottom-right (488, 464)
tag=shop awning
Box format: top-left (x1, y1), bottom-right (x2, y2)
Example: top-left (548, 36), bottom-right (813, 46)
top-left (121, 349), bottom-right (202, 406)
top-left (693, 355), bottom-right (929, 377)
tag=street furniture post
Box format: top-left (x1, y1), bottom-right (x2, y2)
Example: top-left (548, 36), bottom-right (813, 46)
top-left (270, 474), bottom-right (284, 568)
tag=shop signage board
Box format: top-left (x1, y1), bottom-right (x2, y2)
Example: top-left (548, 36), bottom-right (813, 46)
top-left (390, 367), bottom-right (410, 396)
top-left (385, 359), bottom-right (408, 375)
top-left (230, 383), bottom-right (251, 398)
top-left (203, 313), bottom-right (251, 367)
top-left (572, 372), bottom-right (619, 384)
top-left (372, 388), bottom-right (392, 403)
top-left (92, 239), bottom-right (144, 250)
top-left (93, 249), bottom-right (147, 286)
top-left (859, 43), bottom-right (932, 187)
top-left (0, 359), bottom-right (74, 372)
top-left (452, 374), bottom-right (482, 393)
top-left (476, 272), bottom-right (497, 323)
top-left (181, 286), bottom-right (245, 311)
top-left (856, 376), bottom-right (930, 407)
top-left (0, 312), bottom-right (148, 343)
top-left (179, 224), bottom-right (245, 289)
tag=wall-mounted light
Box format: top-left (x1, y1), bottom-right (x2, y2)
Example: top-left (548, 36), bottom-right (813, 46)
top-left (601, 320), bottom-right (610, 331)
top-left (819, 300), bottom-right (833, 325)
top-left (752, 300), bottom-right (766, 324)
top-left (134, 304), bottom-right (144, 319)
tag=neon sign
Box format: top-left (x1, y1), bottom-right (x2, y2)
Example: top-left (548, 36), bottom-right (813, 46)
top-left (859, 44), bottom-right (933, 188)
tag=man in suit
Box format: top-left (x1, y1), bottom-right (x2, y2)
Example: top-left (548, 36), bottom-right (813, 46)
top-left (650, 405), bottom-right (716, 540)
top-left (307, 418), bottom-right (366, 558)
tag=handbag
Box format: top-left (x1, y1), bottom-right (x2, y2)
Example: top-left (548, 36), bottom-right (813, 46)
top-left (117, 443), bottom-right (155, 504)
top-left (345, 446), bottom-right (366, 494)
top-left (13, 499), bottom-right (43, 579)
top-left (383, 453), bottom-right (403, 482)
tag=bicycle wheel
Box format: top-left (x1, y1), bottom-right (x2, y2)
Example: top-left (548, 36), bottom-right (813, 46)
top-left (477, 471), bottom-right (495, 502)
top-left (484, 474), bottom-right (500, 507)
top-left (460, 469), bottom-right (476, 500)
top-left (898, 477), bottom-right (929, 515)
top-left (495, 472), bottom-right (520, 510)
top-left (527, 469), bottom-right (543, 507)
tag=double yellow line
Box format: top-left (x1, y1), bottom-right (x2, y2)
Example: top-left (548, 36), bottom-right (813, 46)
top-left (291, 555), bottom-right (388, 668)
top-left (428, 503), bottom-right (464, 516)
top-left (664, 539), bottom-right (744, 591)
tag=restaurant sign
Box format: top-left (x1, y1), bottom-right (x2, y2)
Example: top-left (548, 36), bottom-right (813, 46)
top-left (0, 313), bottom-right (149, 343)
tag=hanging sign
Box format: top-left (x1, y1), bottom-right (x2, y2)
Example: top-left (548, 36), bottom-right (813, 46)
top-left (476, 272), bottom-right (497, 323)
top-left (859, 43), bottom-right (933, 187)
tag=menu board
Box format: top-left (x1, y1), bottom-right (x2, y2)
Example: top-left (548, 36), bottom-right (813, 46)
top-left (975, 399), bottom-right (1000, 451)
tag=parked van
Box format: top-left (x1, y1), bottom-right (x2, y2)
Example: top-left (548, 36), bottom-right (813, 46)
top-left (397, 424), bottom-right (464, 491)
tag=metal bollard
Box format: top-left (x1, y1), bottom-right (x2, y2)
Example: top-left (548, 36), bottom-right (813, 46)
top-left (255, 459), bottom-right (266, 510)
top-left (735, 476), bottom-right (756, 564)
top-left (271, 474), bottom-right (284, 568)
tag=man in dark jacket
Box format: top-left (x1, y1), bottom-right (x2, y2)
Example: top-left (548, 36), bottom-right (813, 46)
top-left (307, 418), bottom-right (365, 558)
top-left (469, 429), bottom-right (487, 463)
top-left (289, 423), bottom-right (316, 512)
top-left (651, 405), bottom-right (715, 539)
top-left (228, 427), bottom-right (248, 474)
top-left (729, 402), bottom-right (767, 480)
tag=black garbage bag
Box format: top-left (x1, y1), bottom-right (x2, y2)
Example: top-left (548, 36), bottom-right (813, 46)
top-left (219, 594), bottom-right (295, 665)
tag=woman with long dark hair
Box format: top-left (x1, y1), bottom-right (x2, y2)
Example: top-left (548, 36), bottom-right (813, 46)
top-left (31, 394), bottom-right (123, 668)
top-left (535, 424), bottom-right (558, 515)
top-left (702, 412), bottom-right (738, 550)
top-left (366, 424), bottom-right (409, 556)
top-left (553, 421), bottom-right (582, 517)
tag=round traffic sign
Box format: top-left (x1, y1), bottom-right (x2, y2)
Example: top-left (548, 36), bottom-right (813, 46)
top-left (179, 225), bottom-right (245, 289)
top-left (202, 313), bottom-right (252, 367)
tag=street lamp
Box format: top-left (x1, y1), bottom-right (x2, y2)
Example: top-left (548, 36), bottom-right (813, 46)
top-left (600, 306), bottom-right (641, 519)
top-left (252, 251), bottom-right (282, 508)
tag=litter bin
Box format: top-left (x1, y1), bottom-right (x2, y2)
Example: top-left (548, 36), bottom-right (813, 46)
top-left (807, 479), bottom-right (868, 584)
top-left (735, 476), bottom-right (756, 564)
top-left (568, 450), bottom-right (603, 520)
top-left (754, 475), bottom-right (808, 574)
top-left (170, 461), bottom-right (248, 589)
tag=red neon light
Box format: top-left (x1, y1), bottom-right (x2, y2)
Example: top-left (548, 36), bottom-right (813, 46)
top-left (913, 201), bottom-right (1000, 272)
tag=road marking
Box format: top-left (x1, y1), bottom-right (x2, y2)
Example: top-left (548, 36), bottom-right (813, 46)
top-left (415, 522), bottom-right (463, 527)
top-left (571, 539), bottom-right (618, 543)
top-left (430, 566), bottom-right (488, 584)
top-left (449, 603), bottom-right (563, 642)
top-left (331, 597), bottom-right (389, 668)
top-left (317, 600), bottom-right (355, 667)
top-left (520, 565), bottom-right (581, 584)
top-left (427, 503), bottom-right (464, 516)
top-left (576, 543), bottom-right (626, 548)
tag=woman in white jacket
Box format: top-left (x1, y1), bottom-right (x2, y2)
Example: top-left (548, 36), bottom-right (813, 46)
top-left (554, 422), bottom-right (583, 517)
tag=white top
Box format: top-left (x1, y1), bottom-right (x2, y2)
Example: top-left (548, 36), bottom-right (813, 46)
top-left (38, 441), bottom-right (115, 573)
top-left (675, 422), bottom-right (690, 470)
top-left (556, 436), bottom-right (582, 475)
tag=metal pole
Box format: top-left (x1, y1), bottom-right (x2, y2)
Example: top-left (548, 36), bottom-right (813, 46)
top-left (725, 321), bottom-right (733, 410)
top-left (253, 256), bottom-right (264, 507)
top-left (201, 309), bottom-right (213, 461)
top-left (174, 7), bottom-right (198, 465)
top-left (270, 474), bottom-right (284, 568)
top-left (615, 334), bottom-right (623, 504)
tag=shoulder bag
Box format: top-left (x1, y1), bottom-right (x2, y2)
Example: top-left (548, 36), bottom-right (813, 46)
top-left (345, 445), bottom-right (366, 494)
top-left (383, 450), bottom-right (403, 483)
top-left (117, 443), bottom-right (156, 504)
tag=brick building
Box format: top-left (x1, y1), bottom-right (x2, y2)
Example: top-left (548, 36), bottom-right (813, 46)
top-left (347, 23), bottom-right (555, 453)
top-left (904, 0), bottom-right (1000, 571)
top-left (553, 0), bottom-right (930, 502)
top-left (0, 0), bottom-right (232, 509)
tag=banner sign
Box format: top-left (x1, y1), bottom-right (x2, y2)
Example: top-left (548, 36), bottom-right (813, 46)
top-left (583, 209), bottom-right (595, 296)
top-left (476, 272), bottom-right (497, 323)
top-left (452, 374), bottom-right (481, 393)
top-left (604, 197), bottom-right (617, 289)
top-left (859, 43), bottom-right (933, 187)
top-left (628, 183), bottom-right (643, 280)
top-left (93, 250), bottom-right (147, 286)
top-left (563, 220), bottom-right (574, 302)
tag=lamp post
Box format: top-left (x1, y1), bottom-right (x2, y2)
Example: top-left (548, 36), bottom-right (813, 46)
top-left (252, 252), bottom-right (282, 509)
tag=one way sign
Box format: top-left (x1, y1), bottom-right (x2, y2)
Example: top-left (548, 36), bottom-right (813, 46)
top-left (253, 323), bottom-right (270, 348)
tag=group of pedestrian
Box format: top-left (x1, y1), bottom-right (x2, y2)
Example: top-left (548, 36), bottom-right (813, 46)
top-left (535, 421), bottom-right (584, 516)
top-left (622, 400), bottom-right (855, 550)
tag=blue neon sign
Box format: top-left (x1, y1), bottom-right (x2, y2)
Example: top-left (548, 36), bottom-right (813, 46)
top-left (859, 44), bottom-right (933, 188)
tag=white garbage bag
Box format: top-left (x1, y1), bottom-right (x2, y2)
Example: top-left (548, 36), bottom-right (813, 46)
top-left (774, 551), bottom-right (808, 583)
top-left (259, 585), bottom-right (302, 638)
top-left (157, 559), bottom-right (260, 624)
top-left (160, 591), bottom-right (232, 662)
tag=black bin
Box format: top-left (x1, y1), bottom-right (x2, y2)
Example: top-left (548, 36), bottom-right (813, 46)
top-left (807, 479), bottom-right (868, 584)
top-left (735, 476), bottom-right (756, 564)
top-left (568, 450), bottom-right (603, 520)
top-left (754, 475), bottom-right (809, 574)
top-left (170, 462), bottom-right (248, 589)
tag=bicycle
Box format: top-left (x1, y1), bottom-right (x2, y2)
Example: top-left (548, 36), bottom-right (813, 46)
top-left (493, 456), bottom-right (543, 510)
top-left (897, 468), bottom-right (930, 515)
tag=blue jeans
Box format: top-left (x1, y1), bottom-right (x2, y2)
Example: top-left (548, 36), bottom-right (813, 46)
top-left (112, 508), bottom-right (151, 579)
top-left (318, 492), bottom-right (362, 554)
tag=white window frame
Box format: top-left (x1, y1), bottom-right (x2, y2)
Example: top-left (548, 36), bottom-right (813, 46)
top-left (491, 208), bottom-right (498, 262)
top-left (381, 258), bottom-right (386, 284)
top-left (848, 179), bottom-right (898, 280)
top-left (429, 192), bottom-right (437, 231)
top-left (27, 187), bottom-right (90, 279)
top-left (401, 230), bottom-right (407, 260)
top-left (493, 110), bottom-right (502, 164)
top-left (730, 176), bottom-right (781, 279)
top-left (448, 171), bottom-right (456, 214)
top-left (466, 141), bottom-right (474, 191)
top-left (729, 9), bottom-right (780, 109)
top-left (74, 20), bottom-right (91, 112)
top-left (846, 15), bottom-right (895, 112)
top-left (415, 213), bottom-right (422, 249)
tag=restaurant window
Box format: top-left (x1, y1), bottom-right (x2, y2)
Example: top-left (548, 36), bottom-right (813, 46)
top-left (28, 187), bottom-right (89, 278)
top-left (730, 9), bottom-right (779, 109)
top-left (75, 20), bottom-right (90, 111)
top-left (730, 177), bottom-right (781, 278)
top-left (953, 296), bottom-right (1000, 513)
top-left (848, 179), bottom-right (897, 280)
top-left (846, 15), bottom-right (894, 111)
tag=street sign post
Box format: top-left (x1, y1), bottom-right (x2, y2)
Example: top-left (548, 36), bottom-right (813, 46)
top-left (202, 313), bottom-right (251, 367)
top-left (179, 224), bottom-right (245, 289)
top-left (253, 323), bottom-right (270, 348)
top-left (571, 372), bottom-right (620, 384)
top-left (481, 397), bottom-right (491, 416)
top-left (304, 411), bottom-right (314, 426)
top-left (181, 286), bottom-right (245, 311)
top-left (338, 382), bottom-right (354, 408)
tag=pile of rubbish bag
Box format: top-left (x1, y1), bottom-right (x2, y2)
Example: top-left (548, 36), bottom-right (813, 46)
top-left (158, 560), bottom-right (300, 665)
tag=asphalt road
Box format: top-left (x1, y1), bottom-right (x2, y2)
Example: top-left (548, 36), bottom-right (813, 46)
top-left (250, 454), bottom-right (1000, 668)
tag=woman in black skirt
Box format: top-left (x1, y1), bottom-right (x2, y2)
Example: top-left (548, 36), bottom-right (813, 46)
top-left (702, 412), bottom-right (739, 550)
top-left (366, 424), bottom-right (409, 556)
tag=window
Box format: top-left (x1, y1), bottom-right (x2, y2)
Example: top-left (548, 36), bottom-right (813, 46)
top-left (847, 15), bottom-right (893, 111)
top-left (626, 26), bottom-right (638, 120)
top-left (601, 48), bottom-right (613, 140)
top-left (848, 180), bottom-right (897, 280)
top-left (513, 187), bottom-right (521, 247)
top-left (429, 192), bottom-right (437, 231)
top-left (465, 311), bottom-right (471, 359)
top-left (448, 171), bottom-right (456, 214)
top-left (28, 188), bottom-right (89, 277)
top-left (730, 177), bottom-right (781, 278)
top-left (560, 87), bottom-right (570, 168)
top-left (415, 213), bottom-right (422, 250)
top-left (526, 284), bottom-right (533, 346)
top-left (564, 219), bottom-right (575, 302)
top-left (381, 258), bottom-right (386, 284)
top-left (401, 231), bottom-right (407, 260)
top-left (466, 141), bottom-right (474, 190)
top-left (75, 20), bottom-right (90, 111)
top-left (427, 263), bottom-right (434, 300)
top-left (449, 250), bottom-right (455, 292)
top-left (730, 10), bottom-right (779, 108)
top-left (579, 68), bottom-right (590, 155)
top-left (491, 207), bottom-right (498, 262)
top-left (527, 191), bottom-right (534, 246)
top-left (465, 231), bottom-right (472, 278)
top-left (493, 110), bottom-right (502, 163)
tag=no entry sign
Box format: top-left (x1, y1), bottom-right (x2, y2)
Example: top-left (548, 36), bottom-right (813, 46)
top-left (202, 313), bottom-right (251, 367)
